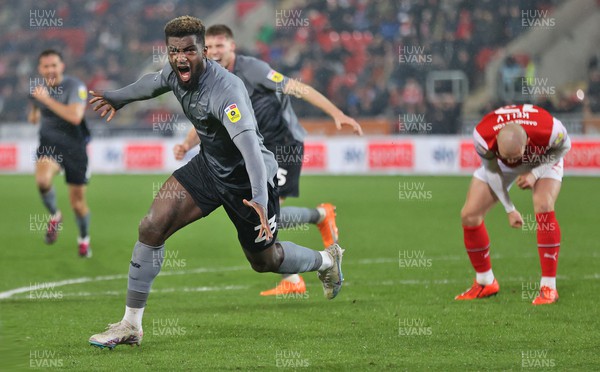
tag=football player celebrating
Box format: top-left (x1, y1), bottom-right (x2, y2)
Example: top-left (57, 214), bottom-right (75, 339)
top-left (456, 104), bottom-right (570, 305)
top-left (87, 16), bottom-right (344, 349)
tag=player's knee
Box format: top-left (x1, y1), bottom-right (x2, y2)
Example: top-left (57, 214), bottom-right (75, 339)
top-left (70, 199), bottom-right (85, 213)
top-left (138, 215), bottom-right (167, 243)
top-left (36, 177), bottom-right (52, 192)
top-left (533, 194), bottom-right (555, 213)
top-left (246, 247), bottom-right (281, 273)
top-left (460, 207), bottom-right (483, 226)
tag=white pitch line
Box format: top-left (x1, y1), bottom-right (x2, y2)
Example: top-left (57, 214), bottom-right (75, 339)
top-left (1, 256), bottom-right (598, 300)
top-left (0, 265), bottom-right (247, 300)
top-left (10, 285), bottom-right (249, 300)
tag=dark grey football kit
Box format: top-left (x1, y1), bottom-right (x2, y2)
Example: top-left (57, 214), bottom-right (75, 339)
top-left (31, 75), bottom-right (90, 185)
top-left (232, 55), bottom-right (307, 197)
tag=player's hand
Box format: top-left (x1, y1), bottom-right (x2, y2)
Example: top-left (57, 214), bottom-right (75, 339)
top-left (516, 172), bottom-right (536, 189)
top-left (508, 210), bottom-right (523, 228)
top-left (243, 199), bottom-right (273, 242)
top-left (333, 112), bottom-right (363, 136)
top-left (31, 85), bottom-right (50, 103)
top-left (173, 143), bottom-right (190, 161)
top-left (89, 90), bottom-right (117, 122)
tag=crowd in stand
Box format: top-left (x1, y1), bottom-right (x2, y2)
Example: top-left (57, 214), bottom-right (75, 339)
top-left (0, 0), bottom-right (586, 135)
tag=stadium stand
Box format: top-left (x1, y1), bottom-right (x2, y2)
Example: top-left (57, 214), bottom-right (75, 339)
top-left (0, 0), bottom-right (596, 136)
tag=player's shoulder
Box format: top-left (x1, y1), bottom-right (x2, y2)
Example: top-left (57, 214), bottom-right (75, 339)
top-left (205, 60), bottom-right (247, 104)
top-left (63, 75), bottom-right (86, 88)
top-left (236, 54), bottom-right (269, 70)
top-left (62, 75), bottom-right (88, 101)
top-left (207, 59), bottom-right (245, 89)
top-left (474, 109), bottom-right (499, 135)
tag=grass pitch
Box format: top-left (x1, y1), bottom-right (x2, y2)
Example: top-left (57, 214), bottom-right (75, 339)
top-left (0, 174), bottom-right (599, 370)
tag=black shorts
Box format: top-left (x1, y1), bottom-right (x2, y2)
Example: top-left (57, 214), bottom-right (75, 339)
top-left (173, 154), bottom-right (280, 253)
top-left (37, 139), bottom-right (89, 185)
top-left (267, 140), bottom-right (303, 198)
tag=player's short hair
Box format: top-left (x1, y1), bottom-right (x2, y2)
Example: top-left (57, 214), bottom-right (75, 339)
top-left (206, 24), bottom-right (234, 39)
top-left (38, 49), bottom-right (63, 63)
top-left (164, 16), bottom-right (206, 46)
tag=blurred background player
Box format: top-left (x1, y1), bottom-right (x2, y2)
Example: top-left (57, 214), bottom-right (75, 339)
top-left (175, 24), bottom-right (361, 296)
top-left (457, 104), bottom-right (571, 305)
top-left (88, 16), bottom-right (344, 349)
top-left (28, 49), bottom-right (92, 257)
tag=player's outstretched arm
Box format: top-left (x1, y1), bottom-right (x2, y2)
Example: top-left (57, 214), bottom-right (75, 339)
top-left (283, 79), bottom-right (363, 135)
top-left (173, 127), bottom-right (201, 160)
top-left (89, 70), bottom-right (172, 122)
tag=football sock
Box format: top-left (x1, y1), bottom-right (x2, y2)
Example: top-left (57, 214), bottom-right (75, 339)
top-left (40, 187), bottom-right (58, 215)
top-left (318, 250), bottom-right (333, 271)
top-left (123, 306), bottom-right (144, 329)
top-left (75, 212), bottom-right (90, 239)
top-left (279, 207), bottom-right (320, 228)
top-left (463, 222), bottom-right (492, 283)
top-left (476, 269), bottom-right (495, 286)
top-left (536, 211), bottom-right (560, 289)
top-left (276, 241), bottom-right (322, 273)
top-left (540, 276), bottom-right (556, 289)
top-left (126, 241), bottom-right (164, 309)
top-left (316, 206), bottom-right (327, 224)
top-left (281, 274), bottom-right (301, 283)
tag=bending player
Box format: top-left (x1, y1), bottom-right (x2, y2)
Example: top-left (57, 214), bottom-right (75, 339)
top-left (88, 16), bottom-right (344, 349)
top-left (28, 49), bottom-right (92, 257)
top-left (457, 104), bottom-right (570, 305)
top-left (172, 24), bottom-right (362, 296)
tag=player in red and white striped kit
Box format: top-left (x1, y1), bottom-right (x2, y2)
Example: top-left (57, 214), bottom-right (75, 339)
top-left (456, 104), bottom-right (571, 305)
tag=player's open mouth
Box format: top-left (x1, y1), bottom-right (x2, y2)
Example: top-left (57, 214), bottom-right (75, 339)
top-left (177, 65), bottom-right (191, 82)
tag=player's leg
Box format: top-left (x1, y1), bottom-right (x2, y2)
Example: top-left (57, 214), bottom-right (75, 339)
top-left (35, 153), bottom-right (62, 244)
top-left (68, 184), bottom-right (91, 257)
top-left (456, 174), bottom-right (500, 300)
top-left (276, 143), bottom-right (338, 247)
top-left (225, 183), bottom-right (344, 300)
top-left (125, 175), bottom-right (203, 320)
top-left (90, 175), bottom-right (205, 349)
top-left (64, 146), bottom-right (92, 256)
top-left (531, 164), bottom-right (563, 305)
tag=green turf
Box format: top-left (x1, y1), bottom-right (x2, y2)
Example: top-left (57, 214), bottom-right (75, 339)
top-left (1, 174), bottom-right (599, 371)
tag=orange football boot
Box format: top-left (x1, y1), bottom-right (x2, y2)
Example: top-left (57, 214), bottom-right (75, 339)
top-left (532, 286), bottom-right (558, 305)
top-left (317, 203), bottom-right (339, 248)
top-left (260, 276), bottom-right (306, 296)
top-left (455, 278), bottom-right (500, 300)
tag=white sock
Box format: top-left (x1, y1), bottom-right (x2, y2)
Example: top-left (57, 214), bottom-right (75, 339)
top-left (123, 306), bottom-right (144, 329)
top-left (318, 251), bottom-right (333, 271)
top-left (316, 207), bottom-right (326, 224)
top-left (282, 274), bottom-right (301, 283)
top-left (476, 269), bottom-right (495, 285)
top-left (540, 276), bottom-right (556, 289)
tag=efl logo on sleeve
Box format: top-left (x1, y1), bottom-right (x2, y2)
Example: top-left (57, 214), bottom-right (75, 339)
top-left (267, 70), bottom-right (283, 83)
top-left (224, 103), bottom-right (241, 123)
top-left (78, 86), bottom-right (87, 101)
